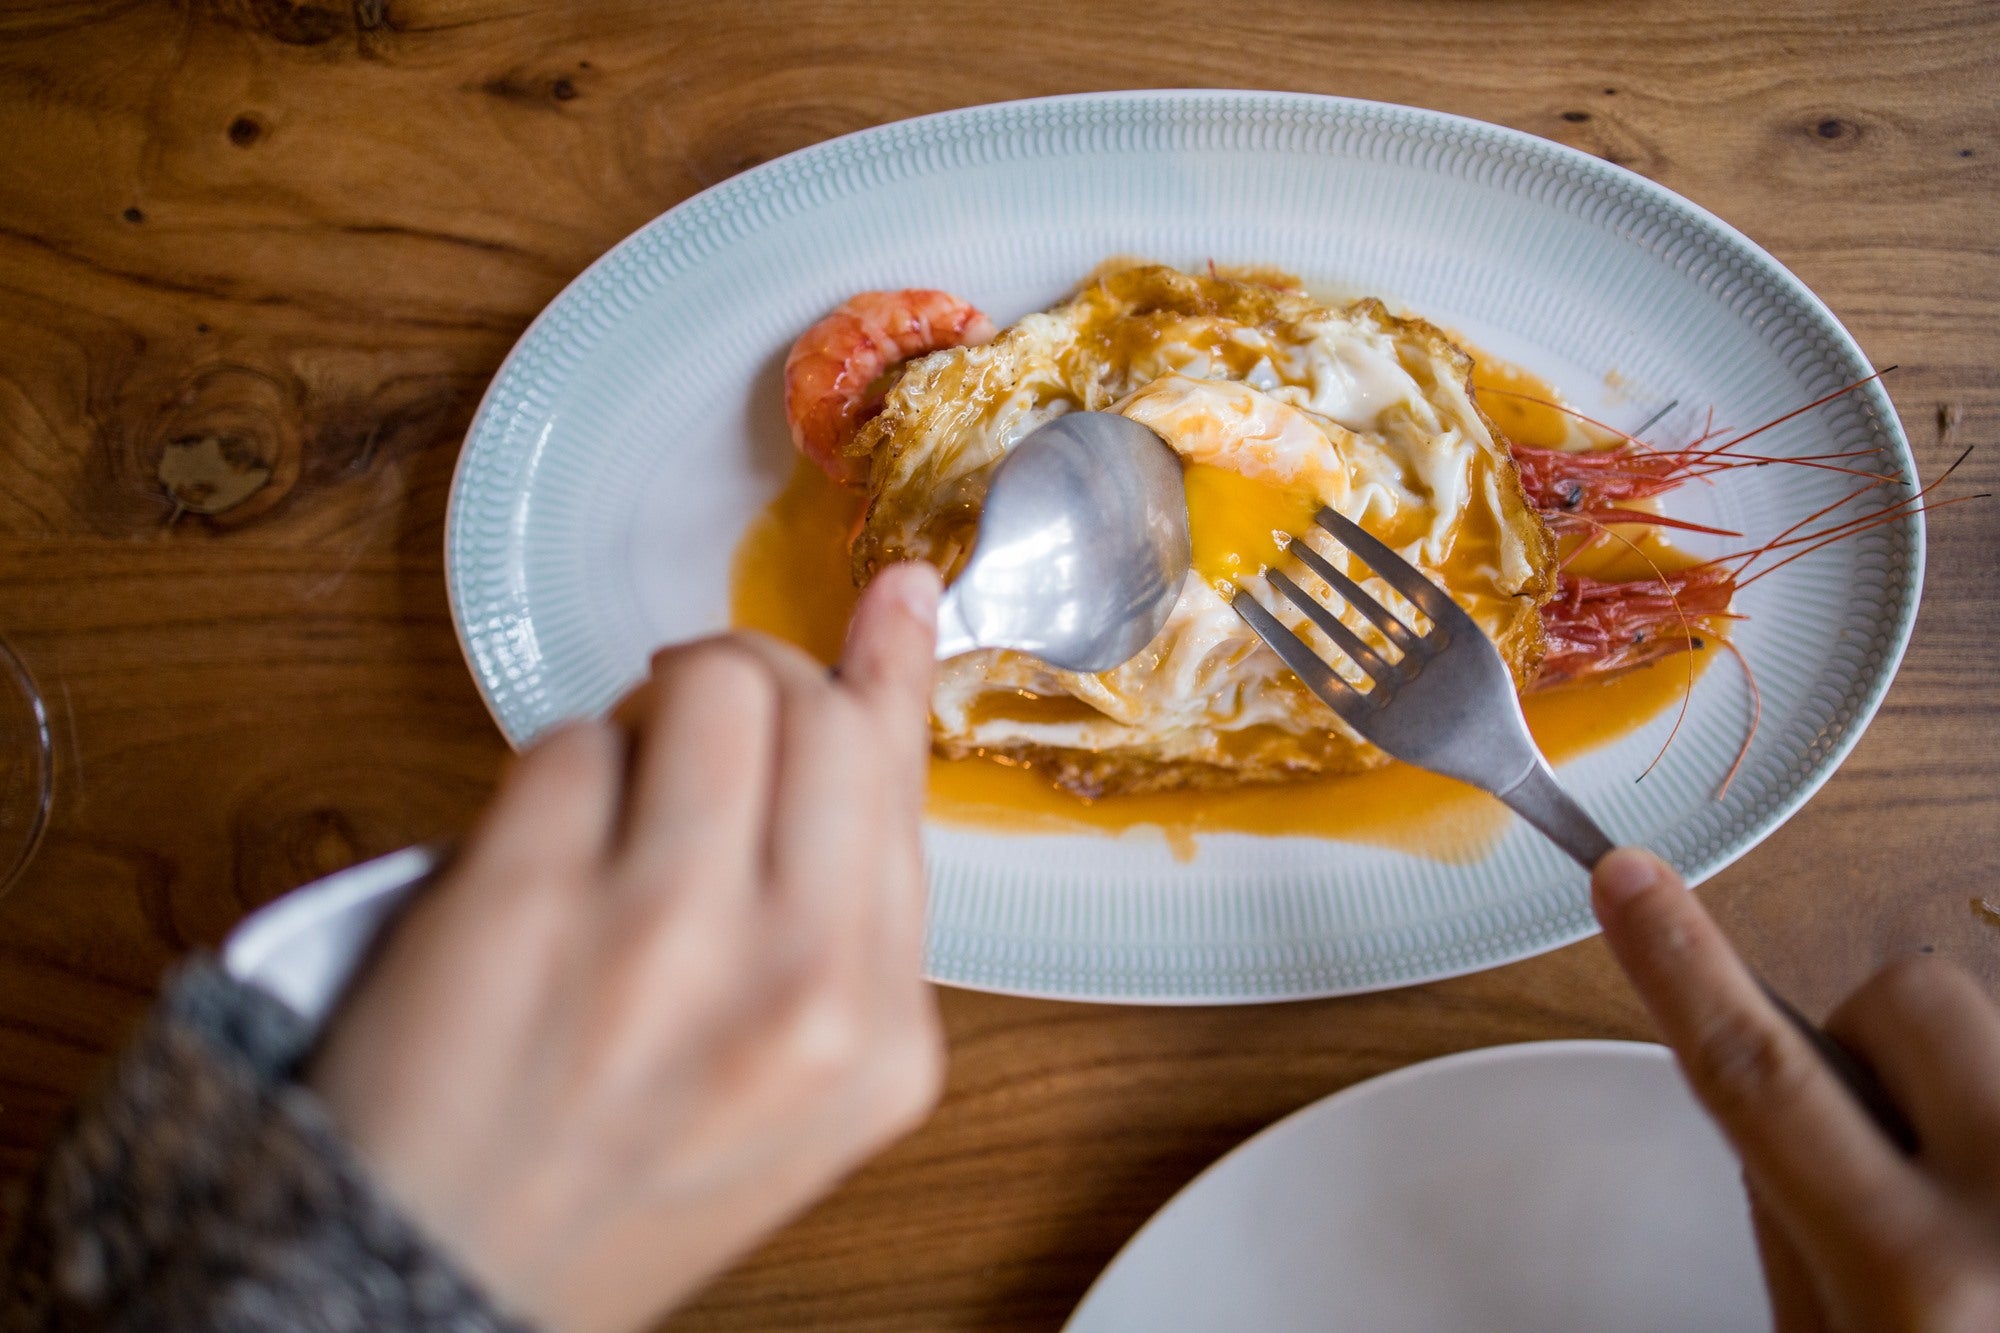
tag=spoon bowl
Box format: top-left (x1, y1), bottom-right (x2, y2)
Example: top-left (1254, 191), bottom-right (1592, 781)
top-left (933, 412), bottom-right (1190, 673)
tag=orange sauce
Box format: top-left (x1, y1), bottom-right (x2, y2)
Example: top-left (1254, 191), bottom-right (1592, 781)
top-left (926, 651), bottom-right (1705, 861)
top-left (1471, 357), bottom-right (1578, 449)
top-left (730, 354), bottom-right (1712, 863)
top-left (729, 460), bottom-right (863, 662)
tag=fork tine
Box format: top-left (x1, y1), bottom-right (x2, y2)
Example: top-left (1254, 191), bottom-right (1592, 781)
top-left (1230, 590), bottom-right (1371, 724)
top-left (1287, 540), bottom-right (1423, 656)
top-left (1312, 507), bottom-right (1464, 628)
top-left (1266, 570), bottom-right (1400, 688)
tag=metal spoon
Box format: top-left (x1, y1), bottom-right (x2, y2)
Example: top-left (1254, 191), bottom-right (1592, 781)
top-left (933, 411), bottom-right (1190, 672)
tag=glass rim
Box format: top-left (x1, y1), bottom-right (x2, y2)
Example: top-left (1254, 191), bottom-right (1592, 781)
top-left (0, 636), bottom-right (52, 896)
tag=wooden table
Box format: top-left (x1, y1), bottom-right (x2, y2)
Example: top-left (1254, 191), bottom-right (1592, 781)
top-left (1, 1), bottom-right (1994, 1325)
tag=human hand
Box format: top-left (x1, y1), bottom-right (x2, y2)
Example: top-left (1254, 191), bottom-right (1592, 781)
top-left (1592, 848), bottom-right (2000, 1331)
top-left (307, 563), bottom-right (947, 1333)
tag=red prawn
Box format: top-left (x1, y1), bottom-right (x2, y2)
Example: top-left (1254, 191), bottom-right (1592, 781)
top-left (1504, 376), bottom-right (1901, 544)
top-left (1535, 456), bottom-right (1978, 689)
top-left (784, 290), bottom-right (994, 488)
top-left (1504, 371), bottom-right (1918, 689)
top-left (1503, 371), bottom-right (1980, 792)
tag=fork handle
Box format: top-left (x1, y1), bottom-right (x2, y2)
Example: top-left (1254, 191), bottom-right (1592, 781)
top-left (1496, 757), bottom-right (1615, 868)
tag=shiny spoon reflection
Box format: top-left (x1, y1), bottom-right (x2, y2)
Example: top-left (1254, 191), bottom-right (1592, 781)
top-left (933, 411), bottom-right (1191, 672)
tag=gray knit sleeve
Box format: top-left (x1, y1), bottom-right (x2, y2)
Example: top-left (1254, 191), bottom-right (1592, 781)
top-left (2, 959), bottom-right (532, 1332)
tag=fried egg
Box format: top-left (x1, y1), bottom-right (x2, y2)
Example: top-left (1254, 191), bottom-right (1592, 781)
top-left (847, 264), bottom-right (1555, 797)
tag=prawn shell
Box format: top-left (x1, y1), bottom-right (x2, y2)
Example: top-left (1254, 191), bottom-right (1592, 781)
top-left (783, 290), bottom-right (994, 487)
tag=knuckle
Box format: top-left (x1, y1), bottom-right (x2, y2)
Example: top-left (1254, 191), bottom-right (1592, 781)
top-left (866, 1019), bottom-right (948, 1137)
top-left (481, 863), bottom-right (570, 929)
top-left (776, 987), bottom-right (868, 1084)
top-left (602, 898), bottom-right (740, 1017)
top-left (671, 640), bottom-right (778, 707)
top-left (888, 1016), bottom-right (948, 1119)
top-left (740, 627), bottom-right (824, 675)
top-left (876, 1068), bottom-right (941, 1138)
top-left (520, 719), bottom-right (617, 790)
top-left (1685, 1006), bottom-right (1816, 1121)
top-left (1626, 886), bottom-right (1698, 956)
top-left (1599, 875), bottom-right (1700, 971)
top-left (665, 931), bottom-right (737, 1012)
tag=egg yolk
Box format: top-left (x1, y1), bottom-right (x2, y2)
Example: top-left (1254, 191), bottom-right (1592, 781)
top-left (1183, 462), bottom-right (1324, 588)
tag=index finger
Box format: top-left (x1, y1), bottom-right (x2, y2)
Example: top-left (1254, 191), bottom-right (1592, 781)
top-left (1591, 848), bottom-right (1920, 1239)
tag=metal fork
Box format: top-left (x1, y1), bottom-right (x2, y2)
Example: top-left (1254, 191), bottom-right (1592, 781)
top-left (1234, 506), bottom-right (1918, 1152)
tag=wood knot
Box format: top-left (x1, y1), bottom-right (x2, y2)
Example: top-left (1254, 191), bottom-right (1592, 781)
top-left (159, 436), bottom-right (273, 515)
top-left (1811, 116), bottom-right (1858, 143)
top-left (481, 68), bottom-right (586, 107)
top-left (227, 762), bottom-right (490, 917)
top-left (228, 113), bottom-right (266, 147)
top-left (289, 807), bottom-right (363, 882)
top-left (88, 346), bottom-right (472, 538)
top-left (1561, 110), bottom-right (1591, 123)
top-left (238, 0), bottom-right (349, 46)
top-left (231, 800), bottom-right (364, 912)
top-left (113, 362), bottom-right (304, 531)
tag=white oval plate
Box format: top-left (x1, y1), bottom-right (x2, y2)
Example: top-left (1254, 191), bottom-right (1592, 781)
top-left (1064, 1041), bottom-right (1770, 1332)
top-left (446, 91), bottom-right (1921, 1002)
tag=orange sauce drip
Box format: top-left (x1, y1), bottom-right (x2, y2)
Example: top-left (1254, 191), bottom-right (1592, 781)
top-left (927, 650), bottom-right (1706, 861)
top-left (1472, 358), bottom-right (1577, 449)
top-left (1466, 348), bottom-right (1630, 455)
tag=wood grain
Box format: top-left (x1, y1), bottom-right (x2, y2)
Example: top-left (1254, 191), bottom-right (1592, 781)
top-left (1, 0), bottom-right (1995, 1326)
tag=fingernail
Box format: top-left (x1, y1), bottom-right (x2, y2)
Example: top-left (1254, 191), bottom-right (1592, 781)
top-left (889, 562), bottom-right (941, 627)
top-left (1593, 847), bottom-right (1666, 908)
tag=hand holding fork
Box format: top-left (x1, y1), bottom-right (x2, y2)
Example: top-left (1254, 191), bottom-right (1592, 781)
top-left (1231, 505), bottom-right (1917, 1152)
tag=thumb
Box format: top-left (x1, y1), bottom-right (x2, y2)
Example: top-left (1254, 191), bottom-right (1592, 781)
top-left (838, 561), bottom-right (941, 757)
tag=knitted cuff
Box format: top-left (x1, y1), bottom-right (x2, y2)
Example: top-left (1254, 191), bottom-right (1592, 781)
top-left (3, 959), bottom-right (530, 1332)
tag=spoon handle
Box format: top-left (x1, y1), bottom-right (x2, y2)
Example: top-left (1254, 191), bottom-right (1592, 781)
top-left (223, 843), bottom-right (447, 1030)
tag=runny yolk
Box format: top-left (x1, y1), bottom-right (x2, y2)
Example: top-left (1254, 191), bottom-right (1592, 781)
top-left (1182, 462), bottom-right (1324, 588)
